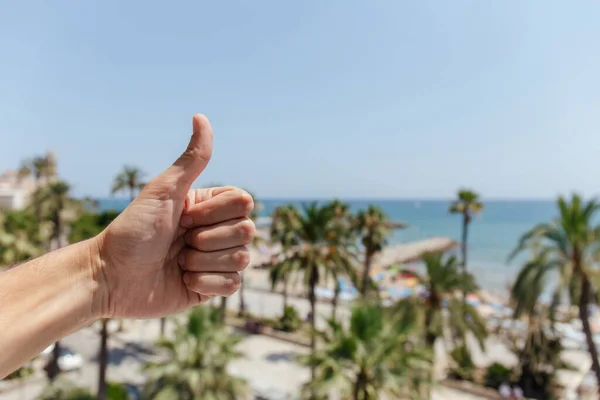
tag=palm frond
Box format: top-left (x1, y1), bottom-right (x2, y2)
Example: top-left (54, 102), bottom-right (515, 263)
top-left (511, 256), bottom-right (561, 318)
top-left (301, 302), bottom-right (432, 398)
top-left (449, 189), bottom-right (483, 216)
top-left (111, 166), bottom-right (145, 196)
top-left (142, 306), bottom-right (247, 398)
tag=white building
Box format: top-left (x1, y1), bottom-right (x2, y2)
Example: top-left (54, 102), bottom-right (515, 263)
top-left (0, 170), bottom-right (35, 210)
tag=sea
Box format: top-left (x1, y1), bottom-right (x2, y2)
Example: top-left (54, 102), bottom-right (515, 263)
top-left (97, 198), bottom-right (558, 292)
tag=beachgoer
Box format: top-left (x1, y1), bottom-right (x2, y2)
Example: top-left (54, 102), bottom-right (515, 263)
top-left (499, 382), bottom-right (511, 399)
top-left (513, 385), bottom-right (523, 399)
top-left (0, 115), bottom-right (255, 378)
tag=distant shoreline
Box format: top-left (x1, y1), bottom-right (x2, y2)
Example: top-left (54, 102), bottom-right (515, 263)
top-left (94, 198), bottom-right (556, 293)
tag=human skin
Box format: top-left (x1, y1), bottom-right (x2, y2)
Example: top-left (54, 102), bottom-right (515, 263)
top-left (0, 114), bottom-right (255, 378)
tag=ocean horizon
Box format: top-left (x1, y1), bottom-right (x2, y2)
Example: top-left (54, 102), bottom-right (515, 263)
top-left (97, 198), bottom-right (559, 292)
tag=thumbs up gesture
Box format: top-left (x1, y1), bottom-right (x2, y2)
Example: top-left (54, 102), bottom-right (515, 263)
top-left (95, 115), bottom-right (255, 319)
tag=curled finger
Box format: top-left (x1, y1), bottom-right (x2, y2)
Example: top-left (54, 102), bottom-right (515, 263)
top-left (178, 246), bottom-right (250, 272)
top-left (181, 188), bottom-right (254, 228)
top-left (183, 271), bottom-right (241, 296)
top-left (185, 217), bottom-right (255, 251)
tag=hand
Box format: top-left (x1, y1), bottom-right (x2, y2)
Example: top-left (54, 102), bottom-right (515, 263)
top-left (94, 115), bottom-right (255, 319)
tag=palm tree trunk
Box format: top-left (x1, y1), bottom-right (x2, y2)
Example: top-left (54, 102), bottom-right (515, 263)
top-left (159, 317), bottom-right (166, 336)
top-left (33, 184), bottom-right (42, 223)
top-left (354, 370), bottom-right (366, 400)
top-left (308, 267), bottom-right (318, 379)
top-left (331, 280), bottom-right (340, 322)
top-left (353, 378), bottom-right (361, 400)
top-left (362, 251), bottom-right (373, 295)
top-left (461, 213), bottom-right (469, 302)
top-left (45, 341), bottom-right (61, 381)
top-left (424, 304), bottom-right (437, 348)
top-left (97, 319), bottom-right (109, 400)
top-left (461, 214), bottom-right (469, 268)
top-left (282, 276), bottom-right (289, 310)
top-left (579, 275), bottom-right (600, 397)
top-left (238, 273), bottom-right (246, 317)
top-left (50, 210), bottom-right (62, 251)
top-left (129, 187), bottom-right (135, 203)
top-left (219, 296), bottom-right (228, 323)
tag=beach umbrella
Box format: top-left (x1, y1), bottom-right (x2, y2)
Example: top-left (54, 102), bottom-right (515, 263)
top-left (466, 294), bottom-right (481, 306)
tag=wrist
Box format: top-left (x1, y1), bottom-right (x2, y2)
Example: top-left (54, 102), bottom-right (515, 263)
top-left (87, 233), bottom-right (113, 320)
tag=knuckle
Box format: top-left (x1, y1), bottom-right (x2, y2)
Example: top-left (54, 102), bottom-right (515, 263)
top-left (232, 248), bottom-right (250, 269)
top-left (182, 144), bottom-right (200, 161)
top-left (224, 273), bottom-right (241, 294)
top-left (143, 177), bottom-right (177, 201)
top-left (178, 252), bottom-right (189, 269)
top-left (234, 190), bottom-right (254, 215)
top-left (238, 219), bottom-right (256, 244)
top-left (186, 229), bottom-right (206, 250)
top-left (183, 272), bottom-right (196, 286)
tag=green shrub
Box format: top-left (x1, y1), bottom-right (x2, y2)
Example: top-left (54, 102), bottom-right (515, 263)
top-left (484, 362), bottom-right (512, 389)
top-left (5, 365), bottom-right (34, 380)
top-left (107, 382), bottom-right (129, 400)
top-left (36, 379), bottom-right (95, 400)
top-left (37, 380), bottom-right (129, 400)
top-left (69, 210), bottom-right (120, 244)
top-left (255, 316), bottom-right (277, 327)
top-left (448, 345), bottom-right (475, 381)
top-left (276, 305), bottom-right (301, 332)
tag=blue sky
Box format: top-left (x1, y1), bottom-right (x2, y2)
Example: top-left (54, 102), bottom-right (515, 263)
top-left (1, 1), bottom-right (599, 199)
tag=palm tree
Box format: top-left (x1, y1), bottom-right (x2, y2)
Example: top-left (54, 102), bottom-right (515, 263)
top-left (301, 301), bottom-right (432, 400)
top-left (353, 205), bottom-right (398, 296)
top-left (408, 252), bottom-right (486, 349)
top-left (449, 189), bottom-right (484, 300)
top-left (111, 166), bottom-right (145, 202)
top-left (509, 257), bottom-right (573, 399)
top-left (325, 199), bottom-right (357, 321)
top-left (20, 153), bottom-right (58, 224)
top-left (39, 181), bottom-right (80, 251)
top-left (510, 194), bottom-right (600, 395)
top-left (271, 203), bottom-right (356, 380)
top-left (96, 319), bottom-right (111, 400)
top-left (516, 321), bottom-right (569, 398)
top-left (143, 306), bottom-right (247, 399)
top-left (269, 205), bottom-right (303, 313)
top-left (269, 263), bottom-right (289, 310)
top-left (218, 296), bottom-right (228, 324)
top-left (271, 205), bottom-right (302, 249)
top-left (19, 153), bottom-right (57, 184)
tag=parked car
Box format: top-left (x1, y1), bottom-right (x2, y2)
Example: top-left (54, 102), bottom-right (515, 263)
top-left (40, 344), bottom-right (84, 371)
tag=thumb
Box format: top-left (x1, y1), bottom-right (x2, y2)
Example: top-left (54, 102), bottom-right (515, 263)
top-left (159, 114), bottom-right (214, 194)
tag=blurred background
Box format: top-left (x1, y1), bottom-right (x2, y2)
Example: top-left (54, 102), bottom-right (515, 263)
top-left (1, 1), bottom-right (600, 399)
